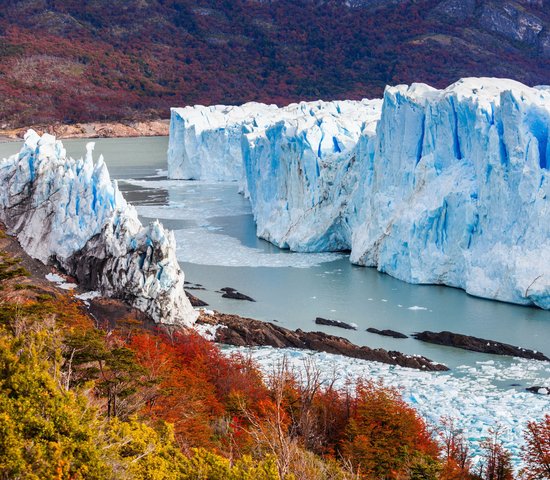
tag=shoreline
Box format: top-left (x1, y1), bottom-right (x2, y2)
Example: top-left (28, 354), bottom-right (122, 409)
top-left (0, 119), bottom-right (170, 143)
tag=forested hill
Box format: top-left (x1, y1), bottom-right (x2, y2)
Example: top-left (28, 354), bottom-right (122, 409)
top-left (1, 0), bottom-right (549, 126)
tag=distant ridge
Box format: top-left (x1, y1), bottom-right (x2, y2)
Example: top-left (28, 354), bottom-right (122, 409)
top-left (0, 0), bottom-right (549, 126)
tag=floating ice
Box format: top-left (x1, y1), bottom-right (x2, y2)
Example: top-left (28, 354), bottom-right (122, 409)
top-left (173, 229), bottom-right (342, 268)
top-left (227, 345), bottom-right (550, 467)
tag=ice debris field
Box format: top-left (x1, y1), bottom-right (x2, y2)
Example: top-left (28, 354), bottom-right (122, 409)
top-left (168, 78), bottom-right (550, 309)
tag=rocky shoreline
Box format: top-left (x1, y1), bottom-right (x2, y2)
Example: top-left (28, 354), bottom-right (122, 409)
top-left (0, 120), bottom-right (169, 142)
top-left (412, 331), bottom-right (549, 361)
top-left (197, 311), bottom-right (449, 371)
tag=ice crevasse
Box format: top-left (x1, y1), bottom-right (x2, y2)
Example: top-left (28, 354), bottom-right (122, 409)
top-left (0, 130), bottom-right (198, 326)
top-left (167, 78), bottom-right (550, 309)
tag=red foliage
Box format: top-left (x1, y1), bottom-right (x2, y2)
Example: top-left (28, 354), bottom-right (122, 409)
top-left (127, 331), bottom-right (269, 452)
top-left (341, 380), bottom-right (441, 478)
top-left (522, 414), bottom-right (550, 480)
top-left (1, 0), bottom-right (549, 126)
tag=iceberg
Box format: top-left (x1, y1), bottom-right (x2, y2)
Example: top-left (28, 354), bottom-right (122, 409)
top-left (168, 78), bottom-right (550, 309)
top-left (0, 130), bottom-right (198, 326)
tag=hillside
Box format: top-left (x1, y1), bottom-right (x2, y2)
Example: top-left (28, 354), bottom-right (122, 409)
top-left (0, 0), bottom-right (549, 126)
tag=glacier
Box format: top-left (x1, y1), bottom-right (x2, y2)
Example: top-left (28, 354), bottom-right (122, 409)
top-left (0, 130), bottom-right (197, 326)
top-left (167, 78), bottom-right (550, 309)
top-left (168, 102), bottom-right (278, 182)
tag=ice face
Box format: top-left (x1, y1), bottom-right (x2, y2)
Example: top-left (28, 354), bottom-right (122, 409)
top-left (0, 130), bottom-right (197, 326)
top-left (167, 99), bottom-right (378, 185)
top-left (351, 78), bottom-right (550, 308)
top-left (168, 78), bottom-right (550, 309)
top-left (167, 102), bottom-right (279, 182)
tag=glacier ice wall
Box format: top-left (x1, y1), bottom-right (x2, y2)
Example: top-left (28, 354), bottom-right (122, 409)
top-left (168, 78), bottom-right (550, 309)
top-left (0, 130), bottom-right (198, 326)
top-left (167, 100), bottom-right (376, 183)
top-left (242, 99), bottom-right (382, 251)
top-left (167, 103), bottom-right (278, 182)
top-left (350, 79), bottom-right (550, 309)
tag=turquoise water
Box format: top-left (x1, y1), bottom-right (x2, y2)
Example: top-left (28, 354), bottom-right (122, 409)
top-left (2, 137), bottom-right (549, 375)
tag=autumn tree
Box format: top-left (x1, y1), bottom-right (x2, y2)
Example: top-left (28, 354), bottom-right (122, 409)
top-left (438, 416), bottom-right (474, 480)
top-left (0, 328), bottom-right (112, 479)
top-left (341, 380), bottom-right (441, 479)
top-left (477, 427), bottom-right (514, 480)
top-left (521, 414), bottom-right (550, 480)
top-left (63, 328), bottom-right (150, 418)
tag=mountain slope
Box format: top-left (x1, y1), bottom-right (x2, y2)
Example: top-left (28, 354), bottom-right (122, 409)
top-left (0, 0), bottom-right (549, 126)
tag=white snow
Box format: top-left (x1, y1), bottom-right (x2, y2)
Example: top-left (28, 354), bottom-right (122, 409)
top-left (193, 322), bottom-right (225, 341)
top-left (1, 130), bottom-right (197, 326)
top-left (75, 291), bottom-right (102, 301)
top-left (46, 273), bottom-right (66, 283)
top-left (45, 273), bottom-right (77, 290)
top-left (168, 78), bottom-right (550, 309)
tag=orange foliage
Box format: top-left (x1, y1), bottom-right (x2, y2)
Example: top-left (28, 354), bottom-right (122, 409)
top-left (341, 380), bottom-right (440, 478)
top-left (127, 331), bottom-right (270, 453)
top-left (522, 414), bottom-right (550, 480)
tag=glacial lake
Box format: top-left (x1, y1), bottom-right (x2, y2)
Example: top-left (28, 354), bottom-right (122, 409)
top-left (2, 136), bottom-right (550, 376)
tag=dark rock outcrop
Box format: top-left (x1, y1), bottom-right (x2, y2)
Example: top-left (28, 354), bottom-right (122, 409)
top-left (198, 312), bottom-right (449, 371)
top-left (185, 290), bottom-right (208, 307)
top-left (220, 287), bottom-right (255, 302)
top-left (526, 386), bottom-right (549, 395)
top-left (412, 331), bottom-right (549, 361)
top-left (367, 327), bottom-right (408, 339)
top-left (478, 2), bottom-right (544, 47)
top-left (315, 317), bottom-right (357, 330)
top-left (432, 0), bottom-right (476, 21)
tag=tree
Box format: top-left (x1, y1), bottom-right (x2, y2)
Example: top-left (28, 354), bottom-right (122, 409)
top-left (0, 329), bottom-right (112, 479)
top-left (477, 427), bottom-right (514, 480)
top-left (521, 414), bottom-right (550, 480)
top-left (341, 380), bottom-right (441, 479)
top-left (438, 416), bottom-right (474, 480)
top-left (63, 329), bottom-right (149, 419)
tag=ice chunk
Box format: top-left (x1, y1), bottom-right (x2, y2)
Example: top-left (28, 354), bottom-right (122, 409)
top-left (0, 131), bottom-right (197, 326)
